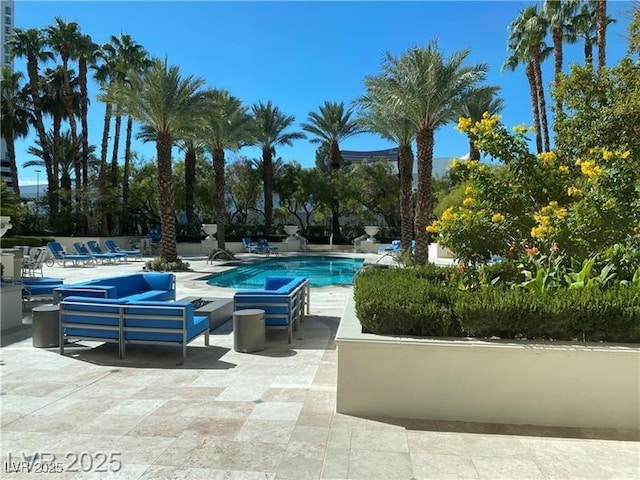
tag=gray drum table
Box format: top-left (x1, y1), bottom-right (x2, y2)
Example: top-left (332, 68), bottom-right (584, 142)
top-left (233, 309), bottom-right (266, 353)
top-left (32, 304), bottom-right (60, 348)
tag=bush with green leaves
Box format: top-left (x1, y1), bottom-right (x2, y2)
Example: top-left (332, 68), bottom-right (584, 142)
top-left (354, 267), bottom-right (454, 336)
top-left (354, 266), bottom-right (640, 342)
top-left (144, 257), bottom-right (191, 272)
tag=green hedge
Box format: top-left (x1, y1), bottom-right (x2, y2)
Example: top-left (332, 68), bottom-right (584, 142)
top-left (0, 236), bottom-right (55, 248)
top-left (354, 267), bottom-right (640, 343)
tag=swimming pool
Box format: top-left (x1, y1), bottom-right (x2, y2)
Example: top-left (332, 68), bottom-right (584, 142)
top-left (206, 256), bottom-right (365, 288)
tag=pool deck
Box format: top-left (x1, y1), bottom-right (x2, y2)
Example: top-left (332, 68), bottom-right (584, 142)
top-left (1, 252), bottom-right (638, 479)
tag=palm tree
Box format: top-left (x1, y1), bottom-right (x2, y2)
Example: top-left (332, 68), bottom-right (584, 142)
top-left (250, 101), bottom-right (305, 234)
top-left (45, 17), bottom-right (83, 199)
top-left (7, 28), bottom-right (54, 214)
top-left (542, 0), bottom-right (578, 115)
top-left (568, 1), bottom-right (599, 65)
top-left (94, 34), bottom-right (150, 235)
top-left (505, 6), bottom-right (552, 153)
top-left (111, 58), bottom-right (207, 262)
top-left (1, 68), bottom-right (32, 199)
top-left (24, 131), bottom-right (91, 233)
top-left (40, 66), bottom-right (79, 221)
top-left (374, 42), bottom-right (488, 264)
top-left (76, 34), bottom-right (97, 200)
top-left (202, 89), bottom-right (252, 251)
top-left (596, 0), bottom-right (607, 69)
top-left (301, 101), bottom-right (362, 237)
top-left (458, 85), bottom-right (505, 161)
top-left (356, 82), bottom-right (416, 251)
top-left (176, 137), bottom-right (206, 230)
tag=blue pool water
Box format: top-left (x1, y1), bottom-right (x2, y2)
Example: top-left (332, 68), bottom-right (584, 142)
top-left (206, 256), bottom-right (365, 288)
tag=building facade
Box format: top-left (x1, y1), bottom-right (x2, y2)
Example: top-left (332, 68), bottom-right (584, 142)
top-left (1, 0), bottom-right (15, 190)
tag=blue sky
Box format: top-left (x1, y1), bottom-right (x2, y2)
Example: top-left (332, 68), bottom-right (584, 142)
top-left (14, 1), bottom-right (633, 185)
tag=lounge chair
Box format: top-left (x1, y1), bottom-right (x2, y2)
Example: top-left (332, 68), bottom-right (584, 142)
top-left (87, 240), bottom-right (127, 262)
top-left (47, 241), bottom-right (94, 267)
top-left (104, 239), bottom-right (142, 260)
top-left (242, 237), bottom-right (265, 254)
top-left (72, 242), bottom-right (117, 264)
top-left (258, 237), bottom-right (278, 256)
top-left (21, 247), bottom-right (47, 277)
top-left (378, 240), bottom-right (401, 254)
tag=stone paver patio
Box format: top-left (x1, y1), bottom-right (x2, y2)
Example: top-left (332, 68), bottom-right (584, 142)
top-left (1, 253), bottom-right (638, 479)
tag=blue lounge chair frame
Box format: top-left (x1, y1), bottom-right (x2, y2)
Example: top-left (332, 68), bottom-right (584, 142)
top-left (47, 241), bottom-right (94, 267)
top-left (104, 239), bottom-right (142, 260)
top-left (87, 240), bottom-right (128, 262)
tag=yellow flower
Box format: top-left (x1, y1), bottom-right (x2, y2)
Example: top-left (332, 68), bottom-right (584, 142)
top-left (555, 207), bottom-right (568, 219)
top-left (602, 149), bottom-right (614, 161)
top-left (579, 160), bottom-right (603, 178)
top-left (512, 124), bottom-right (528, 134)
top-left (467, 160), bottom-right (479, 170)
top-left (567, 186), bottom-right (582, 196)
top-left (531, 226), bottom-right (546, 238)
top-left (558, 165), bottom-right (569, 174)
top-left (537, 151), bottom-right (556, 167)
top-left (441, 207), bottom-right (456, 222)
top-left (449, 158), bottom-right (460, 170)
top-left (462, 197), bottom-right (474, 207)
top-left (620, 150), bottom-right (630, 159)
top-left (491, 213), bottom-right (505, 224)
top-left (426, 224), bottom-right (439, 234)
top-left (464, 185), bottom-right (474, 195)
top-left (457, 117), bottom-right (472, 132)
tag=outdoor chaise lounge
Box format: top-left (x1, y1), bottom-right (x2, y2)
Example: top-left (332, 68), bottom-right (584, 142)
top-left (233, 276), bottom-right (310, 343)
top-left (242, 237), bottom-right (265, 254)
top-left (47, 241), bottom-right (94, 267)
top-left (73, 242), bottom-right (119, 263)
top-left (258, 237), bottom-right (278, 256)
top-left (87, 240), bottom-right (128, 262)
top-left (104, 239), bottom-right (142, 260)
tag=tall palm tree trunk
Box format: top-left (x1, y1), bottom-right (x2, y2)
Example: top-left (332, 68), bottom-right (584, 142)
top-left (51, 114), bottom-right (61, 222)
top-left (212, 148), bottom-right (226, 250)
top-left (60, 61), bottom-right (81, 211)
top-left (26, 56), bottom-right (56, 225)
top-left (109, 110), bottom-right (122, 234)
top-left (526, 63), bottom-right (543, 154)
top-left (398, 143), bottom-right (414, 251)
top-left (79, 55), bottom-right (90, 234)
top-left (121, 115), bottom-right (134, 234)
top-left (156, 132), bottom-right (178, 262)
top-left (99, 101), bottom-right (112, 235)
top-left (5, 131), bottom-right (20, 199)
top-left (468, 134), bottom-right (480, 162)
top-left (414, 127), bottom-right (434, 265)
top-left (184, 145), bottom-right (196, 226)
top-left (263, 146), bottom-right (273, 234)
top-left (584, 38), bottom-right (594, 66)
top-left (532, 48), bottom-right (550, 152)
top-left (110, 111), bottom-right (122, 188)
top-left (552, 23), bottom-right (563, 116)
top-left (596, 0), bottom-right (607, 70)
top-left (329, 141), bottom-right (341, 237)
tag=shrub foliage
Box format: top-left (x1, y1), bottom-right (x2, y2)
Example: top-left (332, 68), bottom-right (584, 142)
top-left (354, 267), bottom-right (640, 343)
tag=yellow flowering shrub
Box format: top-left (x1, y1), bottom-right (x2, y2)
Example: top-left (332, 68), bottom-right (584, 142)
top-left (443, 113), bottom-right (639, 260)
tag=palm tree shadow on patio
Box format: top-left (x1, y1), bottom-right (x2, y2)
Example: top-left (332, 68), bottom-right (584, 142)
top-left (52, 342), bottom-right (235, 369)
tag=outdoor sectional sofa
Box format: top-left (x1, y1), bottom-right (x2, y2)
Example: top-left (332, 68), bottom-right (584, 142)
top-left (233, 276), bottom-right (310, 343)
top-left (59, 297), bottom-right (209, 362)
top-left (53, 272), bottom-right (175, 303)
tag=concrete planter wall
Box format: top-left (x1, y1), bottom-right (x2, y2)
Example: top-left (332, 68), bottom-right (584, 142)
top-left (336, 296), bottom-right (640, 431)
